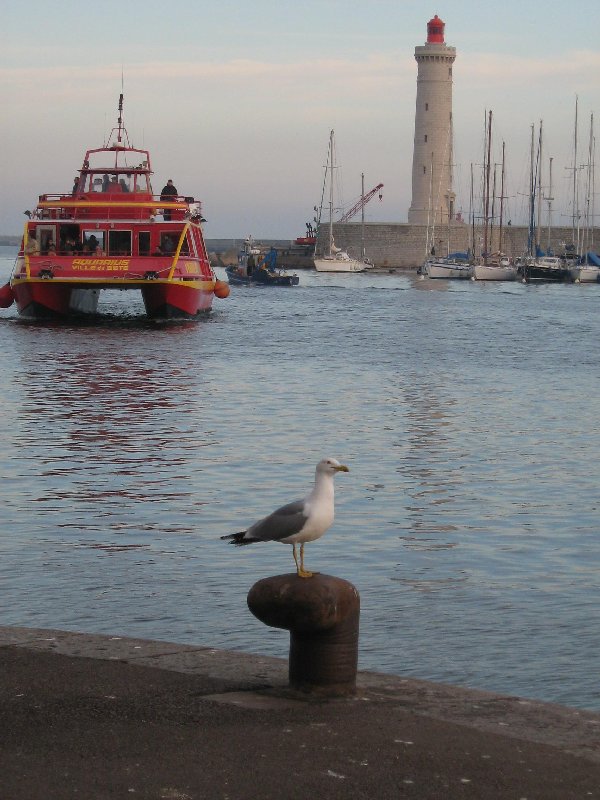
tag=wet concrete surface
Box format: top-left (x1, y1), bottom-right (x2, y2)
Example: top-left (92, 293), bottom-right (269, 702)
top-left (1, 626), bottom-right (599, 799)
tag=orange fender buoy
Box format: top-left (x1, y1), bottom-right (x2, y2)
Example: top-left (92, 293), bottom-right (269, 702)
top-left (214, 279), bottom-right (230, 299)
top-left (0, 282), bottom-right (15, 308)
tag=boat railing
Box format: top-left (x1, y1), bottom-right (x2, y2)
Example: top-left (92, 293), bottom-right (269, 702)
top-left (33, 193), bottom-right (201, 223)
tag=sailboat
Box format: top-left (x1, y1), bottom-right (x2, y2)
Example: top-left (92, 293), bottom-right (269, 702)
top-left (521, 121), bottom-right (575, 283)
top-left (473, 111), bottom-right (516, 281)
top-left (314, 130), bottom-right (367, 273)
top-left (577, 112), bottom-right (600, 282)
top-left (420, 125), bottom-right (472, 279)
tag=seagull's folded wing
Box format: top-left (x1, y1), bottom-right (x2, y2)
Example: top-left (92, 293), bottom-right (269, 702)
top-left (248, 500), bottom-right (308, 542)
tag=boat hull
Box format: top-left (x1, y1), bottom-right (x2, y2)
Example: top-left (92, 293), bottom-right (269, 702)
top-left (225, 266), bottom-right (299, 286)
top-left (472, 264), bottom-right (517, 281)
top-left (314, 256), bottom-right (366, 273)
top-left (521, 264), bottom-right (576, 283)
top-left (577, 266), bottom-right (600, 283)
top-left (11, 278), bottom-right (214, 320)
top-left (425, 261), bottom-right (473, 279)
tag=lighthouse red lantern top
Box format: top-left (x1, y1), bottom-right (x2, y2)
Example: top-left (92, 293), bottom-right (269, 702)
top-left (427, 14), bottom-right (445, 43)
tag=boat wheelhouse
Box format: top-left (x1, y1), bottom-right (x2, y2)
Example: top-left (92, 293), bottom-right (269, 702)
top-left (6, 96), bottom-right (229, 319)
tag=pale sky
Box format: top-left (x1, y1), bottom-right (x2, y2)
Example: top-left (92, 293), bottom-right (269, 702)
top-left (1, 0), bottom-right (598, 238)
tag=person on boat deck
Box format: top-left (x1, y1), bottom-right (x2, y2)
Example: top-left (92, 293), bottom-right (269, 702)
top-left (160, 179), bottom-right (178, 220)
top-left (119, 178), bottom-right (129, 192)
top-left (86, 235), bottom-right (99, 252)
top-left (64, 236), bottom-right (77, 253)
top-left (152, 245), bottom-right (164, 256)
top-left (47, 242), bottom-right (57, 255)
top-left (24, 232), bottom-right (40, 255)
top-left (72, 177), bottom-right (80, 196)
top-left (108, 176), bottom-right (122, 192)
top-left (162, 236), bottom-right (175, 254)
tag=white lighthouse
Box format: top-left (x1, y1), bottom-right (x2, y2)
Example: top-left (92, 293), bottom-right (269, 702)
top-left (407, 14), bottom-right (456, 226)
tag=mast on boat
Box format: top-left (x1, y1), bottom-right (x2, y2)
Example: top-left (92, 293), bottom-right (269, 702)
top-left (536, 120), bottom-right (543, 255)
top-left (498, 141), bottom-right (506, 256)
top-left (361, 172), bottom-right (366, 260)
top-left (483, 110), bottom-right (492, 264)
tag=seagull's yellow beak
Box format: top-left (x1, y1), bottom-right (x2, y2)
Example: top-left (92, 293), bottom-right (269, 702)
top-left (335, 464), bottom-right (349, 473)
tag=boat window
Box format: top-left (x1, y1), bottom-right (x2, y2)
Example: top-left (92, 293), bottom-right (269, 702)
top-left (37, 225), bottom-right (57, 254)
top-left (82, 230), bottom-right (106, 254)
top-left (134, 174), bottom-right (150, 192)
top-left (60, 224), bottom-right (80, 252)
top-left (160, 233), bottom-right (176, 254)
top-left (108, 230), bottom-right (132, 256)
top-left (138, 231), bottom-right (150, 256)
top-left (118, 174), bottom-right (132, 193)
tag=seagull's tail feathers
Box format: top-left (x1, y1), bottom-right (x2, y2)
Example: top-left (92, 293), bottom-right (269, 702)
top-left (220, 531), bottom-right (260, 547)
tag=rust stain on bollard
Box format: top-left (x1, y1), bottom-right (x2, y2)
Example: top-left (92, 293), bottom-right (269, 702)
top-left (247, 573), bottom-right (360, 696)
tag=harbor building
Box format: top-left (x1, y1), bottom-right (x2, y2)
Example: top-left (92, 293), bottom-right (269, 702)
top-left (408, 14), bottom-right (456, 226)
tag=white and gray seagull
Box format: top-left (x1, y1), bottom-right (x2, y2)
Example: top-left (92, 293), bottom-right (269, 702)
top-left (221, 457), bottom-right (349, 578)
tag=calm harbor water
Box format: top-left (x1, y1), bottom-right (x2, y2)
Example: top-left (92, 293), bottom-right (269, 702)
top-left (1, 245), bottom-right (599, 711)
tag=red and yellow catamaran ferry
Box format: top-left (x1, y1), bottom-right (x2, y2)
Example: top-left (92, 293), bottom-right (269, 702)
top-left (2, 96), bottom-right (229, 320)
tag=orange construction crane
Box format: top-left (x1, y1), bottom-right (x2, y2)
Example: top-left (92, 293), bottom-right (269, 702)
top-left (339, 183), bottom-right (384, 223)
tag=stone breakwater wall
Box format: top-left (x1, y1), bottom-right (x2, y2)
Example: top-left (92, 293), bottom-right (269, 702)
top-left (316, 223), bottom-right (599, 269)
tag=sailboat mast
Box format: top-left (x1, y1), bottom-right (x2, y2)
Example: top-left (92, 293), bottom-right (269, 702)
top-left (546, 157), bottom-right (553, 252)
top-left (498, 141), bottom-right (506, 255)
top-left (584, 112), bottom-right (594, 259)
top-left (328, 130), bottom-right (334, 258)
top-left (536, 120), bottom-right (543, 253)
top-left (591, 114), bottom-right (596, 252)
top-left (483, 110), bottom-right (492, 263)
top-left (361, 172), bottom-right (366, 259)
top-left (528, 123), bottom-right (535, 257)
top-left (469, 163), bottom-right (475, 258)
top-left (571, 95), bottom-right (579, 249)
top-left (425, 150), bottom-right (434, 258)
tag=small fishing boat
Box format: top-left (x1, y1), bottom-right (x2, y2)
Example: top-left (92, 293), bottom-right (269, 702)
top-left (2, 95), bottom-right (229, 320)
top-left (225, 238), bottom-right (299, 286)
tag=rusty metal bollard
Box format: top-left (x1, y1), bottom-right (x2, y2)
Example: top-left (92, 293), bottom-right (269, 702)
top-left (247, 573), bottom-right (360, 696)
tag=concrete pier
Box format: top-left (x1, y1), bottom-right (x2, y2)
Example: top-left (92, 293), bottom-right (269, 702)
top-left (1, 625), bottom-right (599, 799)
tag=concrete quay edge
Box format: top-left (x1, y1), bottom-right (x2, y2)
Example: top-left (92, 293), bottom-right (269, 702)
top-left (2, 624), bottom-right (599, 765)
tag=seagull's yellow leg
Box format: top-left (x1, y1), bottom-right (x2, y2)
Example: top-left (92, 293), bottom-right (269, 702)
top-left (292, 543), bottom-right (301, 575)
top-left (297, 542), bottom-right (314, 578)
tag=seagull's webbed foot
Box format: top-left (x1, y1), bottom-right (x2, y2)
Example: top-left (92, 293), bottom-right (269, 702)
top-left (296, 543), bottom-right (318, 578)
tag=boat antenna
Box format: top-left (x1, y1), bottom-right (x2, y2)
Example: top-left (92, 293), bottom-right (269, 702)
top-left (103, 93), bottom-right (132, 149)
top-left (117, 92), bottom-right (124, 145)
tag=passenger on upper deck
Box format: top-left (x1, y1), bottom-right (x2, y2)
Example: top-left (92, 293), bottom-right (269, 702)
top-left (108, 176), bottom-right (122, 193)
top-left (24, 231), bottom-right (40, 255)
top-left (72, 177), bottom-right (80, 196)
top-left (160, 179), bottom-right (178, 220)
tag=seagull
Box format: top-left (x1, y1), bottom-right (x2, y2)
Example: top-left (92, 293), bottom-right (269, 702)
top-left (221, 457), bottom-right (349, 578)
